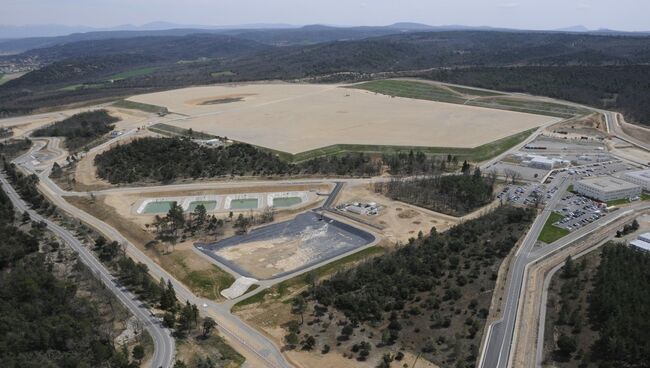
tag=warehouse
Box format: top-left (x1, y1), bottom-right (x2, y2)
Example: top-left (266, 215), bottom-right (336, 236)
top-left (630, 234), bottom-right (650, 253)
top-left (623, 169), bottom-right (650, 191)
top-left (574, 176), bottom-right (641, 202)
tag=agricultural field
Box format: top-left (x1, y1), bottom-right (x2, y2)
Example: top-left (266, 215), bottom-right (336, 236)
top-left (128, 82), bottom-right (560, 155)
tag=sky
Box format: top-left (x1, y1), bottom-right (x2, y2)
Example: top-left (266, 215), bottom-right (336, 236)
top-left (1, 0), bottom-right (648, 32)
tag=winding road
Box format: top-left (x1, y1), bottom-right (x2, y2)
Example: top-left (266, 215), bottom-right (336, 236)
top-left (0, 174), bottom-right (176, 368)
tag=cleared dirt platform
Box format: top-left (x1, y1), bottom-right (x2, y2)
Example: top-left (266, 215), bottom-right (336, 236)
top-left (196, 212), bottom-right (375, 279)
top-left (128, 83), bottom-right (557, 154)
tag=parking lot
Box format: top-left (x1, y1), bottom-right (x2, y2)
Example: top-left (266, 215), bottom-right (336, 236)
top-left (552, 192), bottom-right (608, 231)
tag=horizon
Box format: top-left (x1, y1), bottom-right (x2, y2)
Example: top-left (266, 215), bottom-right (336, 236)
top-left (1, 0), bottom-right (648, 36)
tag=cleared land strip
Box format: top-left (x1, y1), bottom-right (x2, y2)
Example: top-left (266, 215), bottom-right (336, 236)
top-left (352, 80), bottom-right (589, 118)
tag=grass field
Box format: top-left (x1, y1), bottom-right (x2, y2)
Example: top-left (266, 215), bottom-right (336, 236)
top-left (113, 99), bottom-right (168, 114)
top-left (538, 212), bottom-right (570, 244)
top-left (0, 73), bottom-right (4, 85)
top-left (353, 80), bottom-right (587, 118)
top-left (286, 127), bottom-right (537, 163)
top-left (469, 97), bottom-right (589, 118)
top-left (149, 123), bottom-right (216, 139)
top-left (353, 80), bottom-right (467, 104)
top-left (110, 67), bottom-right (159, 80)
top-left (447, 85), bottom-right (504, 97)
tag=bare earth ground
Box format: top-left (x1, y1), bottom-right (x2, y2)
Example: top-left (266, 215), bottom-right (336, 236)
top-left (335, 182), bottom-right (460, 243)
top-left (620, 118), bottom-right (650, 144)
top-left (73, 107), bottom-right (159, 191)
top-left (128, 83), bottom-right (556, 154)
top-left (64, 183), bottom-right (328, 297)
top-left (547, 113), bottom-right (607, 139)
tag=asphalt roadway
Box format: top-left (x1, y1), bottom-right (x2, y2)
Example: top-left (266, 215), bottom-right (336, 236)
top-left (11, 139), bottom-right (294, 367)
top-left (0, 174), bottom-right (176, 368)
top-left (478, 176), bottom-right (570, 368)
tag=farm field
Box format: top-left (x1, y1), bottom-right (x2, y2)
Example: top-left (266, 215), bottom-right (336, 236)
top-left (128, 82), bottom-right (560, 155)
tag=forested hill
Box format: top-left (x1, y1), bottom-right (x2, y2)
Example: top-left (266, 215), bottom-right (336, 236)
top-left (2, 30), bottom-right (650, 124)
top-left (0, 185), bottom-right (126, 366)
top-left (425, 66), bottom-right (650, 126)
top-left (32, 109), bottom-right (119, 151)
top-left (307, 205), bottom-right (535, 367)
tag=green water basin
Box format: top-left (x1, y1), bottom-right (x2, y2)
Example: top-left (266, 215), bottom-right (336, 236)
top-left (142, 201), bottom-right (175, 214)
top-left (188, 200), bottom-right (217, 212)
top-left (272, 197), bottom-right (302, 208)
top-left (229, 198), bottom-right (258, 210)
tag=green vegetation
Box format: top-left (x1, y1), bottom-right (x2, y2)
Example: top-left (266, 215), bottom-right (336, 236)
top-left (110, 66), bottom-right (159, 80)
top-left (0, 138), bottom-right (32, 161)
top-left (95, 138), bottom-right (296, 183)
top-left (546, 244), bottom-right (650, 367)
top-left (353, 79), bottom-right (585, 118)
top-left (606, 198), bottom-right (631, 206)
top-left (446, 85), bottom-right (503, 96)
top-left (469, 97), bottom-right (588, 118)
top-left (0, 174), bottom-right (130, 367)
top-left (149, 123), bottom-right (216, 139)
top-left (306, 206), bottom-right (534, 367)
top-left (427, 65), bottom-right (650, 124)
top-left (353, 80), bottom-right (466, 104)
top-left (290, 128), bottom-right (537, 163)
top-left (113, 99), bottom-right (168, 114)
top-left (183, 266), bottom-right (235, 301)
top-left (588, 244), bottom-right (650, 366)
top-left (31, 109), bottom-right (119, 151)
top-left (538, 212), bottom-right (569, 244)
top-left (233, 246), bottom-right (386, 311)
top-left (375, 169), bottom-right (495, 216)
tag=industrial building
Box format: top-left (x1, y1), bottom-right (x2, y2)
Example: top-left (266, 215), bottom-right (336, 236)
top-left (574, 176), bottom-right (641, 202)
top-left (623, 169), bottom-right (650, 191)
top-left (630, 233), bottom-right (650, 252)
top-left (517, 154), bottom-right (570, 170)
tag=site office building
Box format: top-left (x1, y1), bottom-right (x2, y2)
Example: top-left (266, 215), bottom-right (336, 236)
top-left (574, 176), bottom-right (641, 202)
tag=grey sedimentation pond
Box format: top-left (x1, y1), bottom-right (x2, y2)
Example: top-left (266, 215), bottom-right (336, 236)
top-left (196, 212), bottom-right (375, 279)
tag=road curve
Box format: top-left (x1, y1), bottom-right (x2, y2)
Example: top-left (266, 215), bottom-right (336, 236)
top-left (0, 174), bottom-right (176, 368)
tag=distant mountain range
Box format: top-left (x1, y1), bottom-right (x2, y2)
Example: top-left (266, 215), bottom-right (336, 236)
top-left (2, 21), bottom-right (649, 39)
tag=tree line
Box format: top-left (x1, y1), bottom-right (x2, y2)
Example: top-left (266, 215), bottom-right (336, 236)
top-left (94, 137), bottom-right (459, 184)
top-left (32, 109), bottom-right (119, 151)
top-left (426, 65), bottom-right (650, 126)
top-left (374, 166), bottom-right (495, 216)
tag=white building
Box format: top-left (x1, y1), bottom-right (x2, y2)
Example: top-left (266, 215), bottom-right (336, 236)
top-left (525, 154), bottom-right (570, 170)
top-left (630, 238), bottom-right (650, 252)
top-left (574, 176), bottom-right (641, 202)
top-left (529, 157), bottom-right (556, 170)
top-left (623, 169), bottom-right (650, 191)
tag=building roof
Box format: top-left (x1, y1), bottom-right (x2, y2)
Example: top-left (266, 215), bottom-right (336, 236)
top-left (577, 176), bottom-right (640, 192)
top-left (624, 169), bottom-right (650, 182)
top-left (630, 239), bottom-right (650, 252)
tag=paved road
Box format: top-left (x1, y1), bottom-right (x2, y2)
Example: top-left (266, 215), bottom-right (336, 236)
top-left (12, 145), bottom-right (293, 368)
top-left (478, 176), bottom-right (570, 368)
top-left (0, 174), bottom-right (176, 368)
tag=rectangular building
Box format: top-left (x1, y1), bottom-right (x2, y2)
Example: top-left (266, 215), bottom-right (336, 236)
top-left (574, 176), bottom-right (641, 202)
top-left (630, 239), bottom-right (650, 253)
top-left (623, 169), bottom-right (650, 191)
